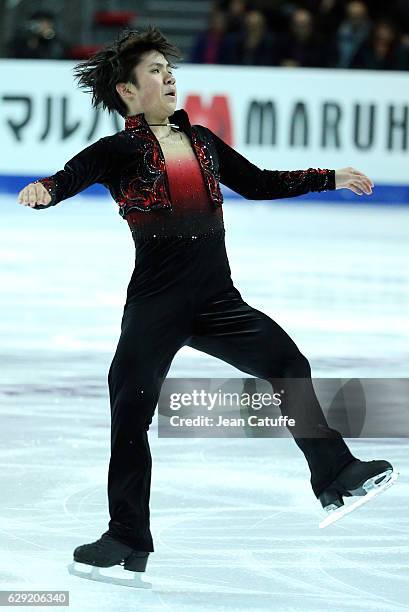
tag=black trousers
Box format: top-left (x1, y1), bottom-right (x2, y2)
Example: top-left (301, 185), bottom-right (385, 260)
top-left (107, 230), bottom-right (356, 551)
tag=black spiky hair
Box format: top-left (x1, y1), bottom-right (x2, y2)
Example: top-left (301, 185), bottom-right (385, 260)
top-left (73, 26), bottom-right (183, 117)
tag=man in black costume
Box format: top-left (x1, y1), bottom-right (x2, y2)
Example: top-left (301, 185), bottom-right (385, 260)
top-left (18, 27), bottom-right (395, 584)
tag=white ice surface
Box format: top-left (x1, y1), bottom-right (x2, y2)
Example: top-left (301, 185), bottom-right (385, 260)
top-left (0, 195), bottom-right (408, 611)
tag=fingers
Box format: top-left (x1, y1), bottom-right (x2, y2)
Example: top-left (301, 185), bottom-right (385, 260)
top-left (346, 170), bottom-right (372, 195)
top-left (350, 168), bottom-right (374, 191)
top-left (357, 176), bottom-right (373, 192)
top-left (349, 180), bottom-right (372, 196)
top-left (349, 181), bottom-right (364, 196)
top-left (355, 179), bottom-right (372, 195)
top-left (27, 185), bottom-right (37, 206)
top-left (18, 184), bottom-right (35, 207)
top-left (18, 183), bottom-right (50, 207)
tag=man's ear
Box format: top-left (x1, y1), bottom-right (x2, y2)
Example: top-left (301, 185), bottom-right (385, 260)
top-left (116, 82), bottom-right (133, 97)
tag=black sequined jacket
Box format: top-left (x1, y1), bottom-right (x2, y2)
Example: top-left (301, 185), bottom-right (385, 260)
top-left (33, 108), bottom-right (335, 218)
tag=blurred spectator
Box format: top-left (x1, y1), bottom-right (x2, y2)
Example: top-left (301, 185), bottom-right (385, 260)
top-left (278, 8), bottom-right (324, 67)
top-left (7, 10), bottom-right (69, 59)
top-left (249, 1), bottom-right (293, 36)
top-left (304, 0), bottom-right (345, 37)
top-left (332, 1), bottom-right (371, 68)
top-left (352, 20), bottom-right (409, 70)
top-left (223, 9), bottom-right (279, 65)
top-left (190, 8), bottom-right (229, 63)
top-left (217, 0), bottom-right (249, 35)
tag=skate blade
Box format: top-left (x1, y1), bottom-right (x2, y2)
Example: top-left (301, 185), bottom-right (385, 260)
top-left (318, 469), bottom-right (399, 529)
top-left (67, 562), bottom-right (152, 589)
top-left (349, 467), bottom-right (393, 496)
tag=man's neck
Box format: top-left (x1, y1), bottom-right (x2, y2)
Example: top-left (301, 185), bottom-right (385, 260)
top-left (128, 110), bottom-right (172, 139)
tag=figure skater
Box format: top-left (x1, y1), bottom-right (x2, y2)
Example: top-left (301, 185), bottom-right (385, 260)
top-left (17, 27), bottom-right (396, 586)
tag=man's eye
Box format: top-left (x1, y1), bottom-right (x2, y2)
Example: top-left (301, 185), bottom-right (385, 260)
top-left (152, 68), bottom-right (173, 74)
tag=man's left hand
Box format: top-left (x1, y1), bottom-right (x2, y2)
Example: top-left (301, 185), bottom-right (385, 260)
top-left (335, 167), bottom-right (374, 195)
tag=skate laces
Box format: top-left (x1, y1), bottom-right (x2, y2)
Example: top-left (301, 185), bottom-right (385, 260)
top-left (95, 532), bottom-right (116, 551)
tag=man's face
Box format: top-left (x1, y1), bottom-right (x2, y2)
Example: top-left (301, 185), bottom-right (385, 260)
top-left (132, 50), bottom-right (177, 116)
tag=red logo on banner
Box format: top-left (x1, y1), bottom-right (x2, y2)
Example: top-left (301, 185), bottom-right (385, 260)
top-left (184, 95), bottom-right (233, 145)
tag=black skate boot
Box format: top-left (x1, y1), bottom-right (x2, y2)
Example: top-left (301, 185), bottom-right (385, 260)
top-left (68, 531), bottom-right (151, 588)
top-left (318, 459), bottom-right (398, 528)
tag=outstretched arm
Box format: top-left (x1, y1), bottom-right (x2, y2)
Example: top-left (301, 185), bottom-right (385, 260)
top-left (17, 136), bottom-right (114, 209)
top-left (205, 127), bottom-right (373, 199)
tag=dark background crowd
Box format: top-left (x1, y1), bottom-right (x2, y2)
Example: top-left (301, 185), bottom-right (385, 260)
top-left (190, 0), bottom-right (409, 69)
top-left (3, 0), bottom-right (409, 71)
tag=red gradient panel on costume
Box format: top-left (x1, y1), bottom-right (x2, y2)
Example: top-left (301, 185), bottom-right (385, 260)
top-left (125, 142), bottom-right (224, 238)
top-left (165, 148), bottom-right (210, 215)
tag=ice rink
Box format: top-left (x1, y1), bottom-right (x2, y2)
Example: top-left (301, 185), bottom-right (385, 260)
top-left (1, 194), bottom-right (408, 611)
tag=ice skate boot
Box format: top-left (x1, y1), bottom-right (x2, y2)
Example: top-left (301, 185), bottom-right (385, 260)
top-left (67, 531), bottom-right (151, 588)
top-left (318, 459), bottom-right (399, 528)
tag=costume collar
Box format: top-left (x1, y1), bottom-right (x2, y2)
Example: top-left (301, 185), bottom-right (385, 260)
top-left (124, 109), bottom-right (191, 135)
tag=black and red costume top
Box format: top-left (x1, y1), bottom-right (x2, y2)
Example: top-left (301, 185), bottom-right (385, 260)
top-left (34, 108), bottom-right (335, 240)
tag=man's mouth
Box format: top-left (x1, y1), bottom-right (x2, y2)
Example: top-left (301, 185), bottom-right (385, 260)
top-left (165, 92), bottom-right (176, 97)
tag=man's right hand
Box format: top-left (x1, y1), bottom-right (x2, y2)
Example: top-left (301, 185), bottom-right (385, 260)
top-left (18, 182), bottom-right (52, 207)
